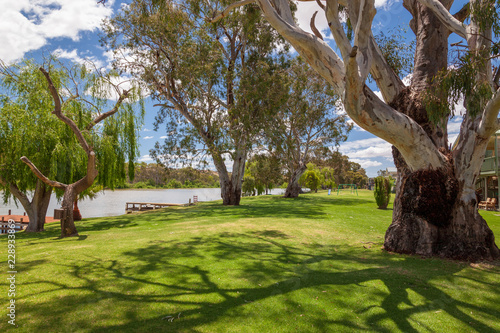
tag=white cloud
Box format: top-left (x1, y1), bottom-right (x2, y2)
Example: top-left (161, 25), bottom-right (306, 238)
top-left (53, 48), bottom-right (104, 68)
top-left (0, 0), bottom-right (114, 63)
top-left (159, 136), bottom-right (167, 139)
top-left (138, 154), bottom-right (153, 162)
top-left (350, 158), bottom-right (383, 168)
top-left (448, 119), bottom-right (462, 134)
top-left (339, 137), bottom-right (393, 159)
top-left (142, 127), bottom-right (152, 132)
top-left (143, 136), bottom-right (153, 140)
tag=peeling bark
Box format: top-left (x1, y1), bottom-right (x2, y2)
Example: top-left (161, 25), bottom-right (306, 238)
top-left (386, 148), bottom-right (499, 260)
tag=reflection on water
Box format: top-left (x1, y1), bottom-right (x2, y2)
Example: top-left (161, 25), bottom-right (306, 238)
top-left (0, 188), bottom-right (284, 218)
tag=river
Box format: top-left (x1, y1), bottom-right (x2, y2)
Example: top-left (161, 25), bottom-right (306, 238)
top-left (0, 188), bottom-right (284, 218)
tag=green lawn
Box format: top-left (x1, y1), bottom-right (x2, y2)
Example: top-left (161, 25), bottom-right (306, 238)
top-left (1, 190), bottom-right (499, 332)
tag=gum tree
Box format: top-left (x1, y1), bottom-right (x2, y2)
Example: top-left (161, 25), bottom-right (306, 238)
top-left (264, 57), bottom-right (351, 198)
top-left (3, 59), bottom-right (143, 237)
top-left (215, 0), bottom-right (500, 260)
top-left (103, 0), bottom-right (287, 205)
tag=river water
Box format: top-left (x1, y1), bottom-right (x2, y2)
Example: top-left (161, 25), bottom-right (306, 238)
top-left (0, 188), bottom-right (284, 219)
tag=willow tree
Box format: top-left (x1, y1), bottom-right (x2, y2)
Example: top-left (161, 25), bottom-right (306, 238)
top-left (264, 57), bottom-right (351, 198)
top-left (216, 0), bottom-right (500, 260)
top-left (103, 0), bottom-right (287, 205)
top-left (0, 61), bottom-right (64, 232)
top-left (1, 59), bottom-right (143, 237)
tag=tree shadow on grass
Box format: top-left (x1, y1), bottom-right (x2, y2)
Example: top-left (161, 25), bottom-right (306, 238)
top-left (16, 231), bottom-right (500, 333)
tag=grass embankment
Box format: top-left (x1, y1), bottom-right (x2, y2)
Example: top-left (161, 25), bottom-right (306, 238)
top-left (1, 190), bottom-right (499, 332)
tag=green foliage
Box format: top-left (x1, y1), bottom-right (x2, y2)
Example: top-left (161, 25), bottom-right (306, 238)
top-left (320, 166), bottom-right (337, 189)
top-left (299, 163), bottom-right (322, 193)
top-left (166, 179), bottom-right (183, 189)
top-left (104, 0), bottom-right (288, 172)
top-left (0, 58), bottom-right (144, 202)
top-left (374, 176), bottom-right (392, 209)
top-left (300, 169), bottom-right (321, 193)
top-left (424, 51), bottom-right (494, 123)
top-left (309, 148), bottom-right (368, 187)
top-left (129, 163), bottom-right (219, 189)
top-left (374, 27), bottom-right (415, 78)
top-left (242, 175), bottom-right (256, 196)
top-left (244, 154), bottom-right (283, 195)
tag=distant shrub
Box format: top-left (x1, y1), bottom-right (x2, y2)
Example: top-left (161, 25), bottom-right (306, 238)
top-left (133, 181), bottom-right (150, 189)
top-left (166, 179), bottom-right (183, 189)
top-left (374, 176), bottom-right (392, 209)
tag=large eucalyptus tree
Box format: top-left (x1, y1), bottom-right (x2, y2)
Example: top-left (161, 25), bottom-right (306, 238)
top-left (103, 0), bottom-right (288, 205)
top-left (215, 0), bottom-right (500, 260)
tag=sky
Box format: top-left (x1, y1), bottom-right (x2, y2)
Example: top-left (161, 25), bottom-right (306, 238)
top-left (0, 0), bottom-right (467, 177)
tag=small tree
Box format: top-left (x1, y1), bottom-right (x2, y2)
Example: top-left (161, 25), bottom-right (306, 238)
top-left (299, 163), bottom-right (322, 193)
top-left (374, 176), bottom-right (392, 209)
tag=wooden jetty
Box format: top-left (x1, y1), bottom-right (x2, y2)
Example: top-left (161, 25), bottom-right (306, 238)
top-left (0, 210), bottom-right (57, 234)
top-left (125, 202), bottom-right (185, 213)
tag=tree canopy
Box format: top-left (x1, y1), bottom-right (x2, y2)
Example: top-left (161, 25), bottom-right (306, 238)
top-left (103, 0), bottom-right (289, 205)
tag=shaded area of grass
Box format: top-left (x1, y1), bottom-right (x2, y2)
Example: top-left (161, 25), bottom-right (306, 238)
top-left (1, 190), bottom-right (499, 332)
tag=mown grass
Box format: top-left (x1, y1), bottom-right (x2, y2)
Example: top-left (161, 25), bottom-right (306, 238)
top-left (1, 190), bottom-right (499, 332)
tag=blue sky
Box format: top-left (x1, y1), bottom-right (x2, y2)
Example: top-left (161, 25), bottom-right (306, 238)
top-left (0, 0), bottom-right (466, 177)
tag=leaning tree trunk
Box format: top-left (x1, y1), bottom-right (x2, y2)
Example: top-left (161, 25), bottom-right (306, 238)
top-left (0, 178), bottom-right (52, 233)
top-left (284, 164), bottom-right (306, 198)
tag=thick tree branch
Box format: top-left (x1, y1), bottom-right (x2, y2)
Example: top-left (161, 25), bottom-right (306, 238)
top-left (416, 0), bottom-right (467, 39)
top-left (20, 157), bottom-right (68, 190)
top-left (85, 89), bottom-right (130, 130)
top-left (478, 88), bottom-right (500, 137)
top-left (0, 175), bottom-right (29, 206)
top-left (310, 11), bottom-right (324, 40)
top-left (325, 0), bottom-right (352, 60)
top-left (73, 152), bottom-right (98, 193)
top-left (211, 0), bottom-right (256, 22)
top-left (39, 67), bottom-right (91, 154)
top-left (256, 0), bottom-right (346, 92)
top-left (0, 175), bottom-right (37, 218)
top-left (353, 0), bottom-right (376, 82)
